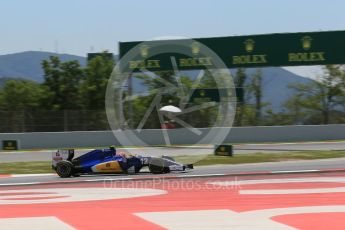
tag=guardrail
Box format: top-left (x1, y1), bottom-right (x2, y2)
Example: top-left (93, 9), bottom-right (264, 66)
top-left (1, 125), bottom-right (345, 149)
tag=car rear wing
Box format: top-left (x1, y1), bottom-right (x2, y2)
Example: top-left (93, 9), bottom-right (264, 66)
top-left (52, 149), bottom-right (75, 168)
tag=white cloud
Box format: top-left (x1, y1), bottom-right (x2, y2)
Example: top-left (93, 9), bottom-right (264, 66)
top-left (283, 65), bottom-right (324, 79)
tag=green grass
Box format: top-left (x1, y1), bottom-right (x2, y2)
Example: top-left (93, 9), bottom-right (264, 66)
top-left (1, 150), bottom-right (345, 174)
top-left (175, 150), bottom-right (345, 166)
top-left (0, 161), bottom-right (53, 174)
top-left (2, 140), bottom-right (345, 152)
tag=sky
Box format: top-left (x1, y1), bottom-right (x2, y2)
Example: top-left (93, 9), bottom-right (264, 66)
top-left (1, 0), bottom-right (345, 78)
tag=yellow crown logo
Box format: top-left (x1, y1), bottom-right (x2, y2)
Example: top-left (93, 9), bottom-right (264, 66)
top-left (244, 39), bottom-right (255, 52)
top-left (199, 89), bottom-right (205, 97)
top-left (191, 41), bottom-right (201, 55)
top-left (220, 146), bottom-right (225, 151)
top-left (301, 36), bottom-right (312, 50)
top-left (139, 44), bottom-right (149, 58)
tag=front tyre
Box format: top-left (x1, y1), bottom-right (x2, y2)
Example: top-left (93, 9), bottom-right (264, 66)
top-left (56, 161), bottom-right (74, 178)
top-left (149, 158), bottom-right (170, 174)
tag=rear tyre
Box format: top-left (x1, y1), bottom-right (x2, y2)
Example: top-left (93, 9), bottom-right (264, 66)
top-left (56, 161), bottom-right (74, 178)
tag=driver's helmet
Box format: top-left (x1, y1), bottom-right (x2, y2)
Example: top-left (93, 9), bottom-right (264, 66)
top-left (117, 151), bottom-right (134, 158)
top-left (109, 145), bottom-right (116, 155)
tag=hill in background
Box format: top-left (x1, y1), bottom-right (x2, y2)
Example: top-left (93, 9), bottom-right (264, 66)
top-left (230, 67), bottom-right (313, 111)
top-left (0, 51), bottom-right (86, 82)
top-left (0, 51), bottom-right (314, 111)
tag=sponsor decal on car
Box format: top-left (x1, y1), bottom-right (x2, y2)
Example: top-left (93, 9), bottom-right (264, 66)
top-left (92, 161), bottom-right (123, 173)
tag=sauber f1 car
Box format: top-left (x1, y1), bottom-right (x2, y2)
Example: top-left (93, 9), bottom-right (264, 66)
top-left (52, 146), bottom-right (193, 178)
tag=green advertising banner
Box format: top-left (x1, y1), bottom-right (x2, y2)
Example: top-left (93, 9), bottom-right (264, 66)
top-left (87, 53), bottom-right (114, 62)
top-left (119, 30), bottom-right (345, 72)
top-left (214, 144), bottom-right (233, 156)
top-left (2, 140), bottom-right (19, 150)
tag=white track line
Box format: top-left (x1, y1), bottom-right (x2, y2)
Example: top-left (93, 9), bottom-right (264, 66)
top-left (12, 173), bottom-right (56, 178)
top-left (0, 217), bottom-right (75, 230)
top-left (271, 169), bottom-right (319, 174)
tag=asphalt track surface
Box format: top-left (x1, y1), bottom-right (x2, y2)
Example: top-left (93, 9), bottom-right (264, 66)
top-left (1, 172), bottom-right (345, 229)
top-left (0, 141), bottom-right (344, 185)
top-left (0, 157), bottom-right (345, 185)
top-left (1, 141), bottom-right (345, 163)
top-left (1, 141), bottom-right (345, 229)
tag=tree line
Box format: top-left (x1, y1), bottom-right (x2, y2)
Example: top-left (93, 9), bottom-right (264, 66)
top-left (0, 52), bottom-right (114, 132)
top-left (234, 65), bottom-right (345, 126)
top-left (0, 52), bottom-right (344, 132)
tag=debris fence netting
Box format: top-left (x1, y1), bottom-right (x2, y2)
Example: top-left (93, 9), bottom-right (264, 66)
top-left (0, 110), bottom-right (110, 132)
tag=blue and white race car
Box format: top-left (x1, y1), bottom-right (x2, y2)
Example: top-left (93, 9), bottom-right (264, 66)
top-left (52, 146), bottom-right (193, 178)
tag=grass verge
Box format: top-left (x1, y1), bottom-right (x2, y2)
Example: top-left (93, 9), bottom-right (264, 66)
top-left (0, 161), bottom-right (53, 174)
top-left (1, 150), bottom-right (345, 174)
top-left (175, 150), bottom-right (345, 166)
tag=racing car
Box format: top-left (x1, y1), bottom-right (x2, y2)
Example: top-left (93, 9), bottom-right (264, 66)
top-left (52, 146), bottom-right (193, 178)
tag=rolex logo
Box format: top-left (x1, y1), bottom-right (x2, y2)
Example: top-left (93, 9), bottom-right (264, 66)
top-left (301, 36), bottom-right (312, 50)
top-left (244, 39), bottom-right (255, 52)
top-left (139, 44), bottom-right (149, 58)
top-left (220, 146), bottom-right (225, 151)
top-left (199, 89), bottom-right (205, 97)
top-left (191, 41), bottom-right (201, 55)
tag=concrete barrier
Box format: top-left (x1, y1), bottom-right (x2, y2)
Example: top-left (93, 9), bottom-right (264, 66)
top-left (0, 125), bottom-right (345, 149)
